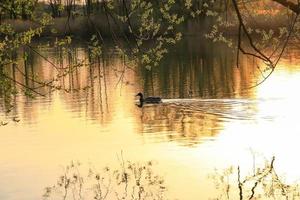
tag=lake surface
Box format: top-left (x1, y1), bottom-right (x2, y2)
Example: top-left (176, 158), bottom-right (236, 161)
top-left (1, 37), bottom-right (300, 199)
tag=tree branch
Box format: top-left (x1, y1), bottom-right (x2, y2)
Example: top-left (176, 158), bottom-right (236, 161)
top-left (232, 0), bottom-right (273, 66)
top-left (2, 74), bottom-right (46, 97)
top-left (272, 0), bottom-right (300, 14)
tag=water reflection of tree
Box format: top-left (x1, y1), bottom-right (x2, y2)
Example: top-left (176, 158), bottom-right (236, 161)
top-left (56, 46), bottom-right (114, 123)
top-left (1, 45), bottom-right (115, 124)
top-left (1, 39), bottom-right (259, 130)
top-left (0, 48), bottom-right (47, 122)
top-left (43, 160), bottom-right (166, 200)
top-left (141, 37), bottom-right (257, 99)
top-left (210, 157), bottom-right (300, 200)
top-left (0, 40), bottom-right (288, 150)
top-left (138, 104), bottom-right (223, 146)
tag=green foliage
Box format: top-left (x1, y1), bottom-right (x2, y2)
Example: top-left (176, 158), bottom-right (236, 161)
top-left (0, 1), bottom-right (70, 108)
top-left (88, 34), bottom-right (102, 59)
top-left (0, 0), bottom-right (37, 20)
top-left (0, 73), bottom-right (17, 110)
top-left (104, 0), bottom-right (187, 70)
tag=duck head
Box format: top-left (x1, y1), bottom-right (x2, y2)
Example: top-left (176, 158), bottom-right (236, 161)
top-left (135, 93), bottom-right (144, 107)
top-left (136, 92), bottom-right (144, 99)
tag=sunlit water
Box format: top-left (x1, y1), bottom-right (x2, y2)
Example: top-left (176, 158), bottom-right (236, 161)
top-left (1, 37), bottom-right (300, 199)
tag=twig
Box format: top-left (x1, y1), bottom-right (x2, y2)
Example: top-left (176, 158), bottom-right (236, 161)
top-left (237, 166), bottom-right (243, 200)
top-left (2, 74), bottom-right (45, 97)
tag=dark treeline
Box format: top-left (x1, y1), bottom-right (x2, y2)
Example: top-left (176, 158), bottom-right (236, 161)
top-left (0, 0), bottom-right (227, 38)
top-left (0, 0), bottom-right (219, 20)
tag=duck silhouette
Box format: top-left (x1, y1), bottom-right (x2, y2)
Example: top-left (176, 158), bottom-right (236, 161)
top-left (136, 92), bottom-right (162, 106)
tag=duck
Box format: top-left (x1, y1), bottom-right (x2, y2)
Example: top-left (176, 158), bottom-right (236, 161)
top-left (136, 92), bottom-right (162, 104)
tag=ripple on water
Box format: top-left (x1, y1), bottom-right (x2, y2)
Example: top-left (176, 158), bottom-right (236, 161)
top-left (161, 98), bottom-right (260, 121)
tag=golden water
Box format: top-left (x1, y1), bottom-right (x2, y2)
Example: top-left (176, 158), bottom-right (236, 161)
top-left (1, 39), bottom-right (300, 199)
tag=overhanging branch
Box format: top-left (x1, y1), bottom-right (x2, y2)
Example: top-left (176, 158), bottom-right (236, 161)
top-left (272, 0), bottom-right (300, 14)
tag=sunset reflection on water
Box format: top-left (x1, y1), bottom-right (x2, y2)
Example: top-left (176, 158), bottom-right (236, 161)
top-left (1, 39), bottom-right (300, 199)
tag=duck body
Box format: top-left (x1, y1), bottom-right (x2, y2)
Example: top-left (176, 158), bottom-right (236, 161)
top-left (136, 92), bottom-right (162, 104)
top-left (143, 96), bottom-right (162, 103)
